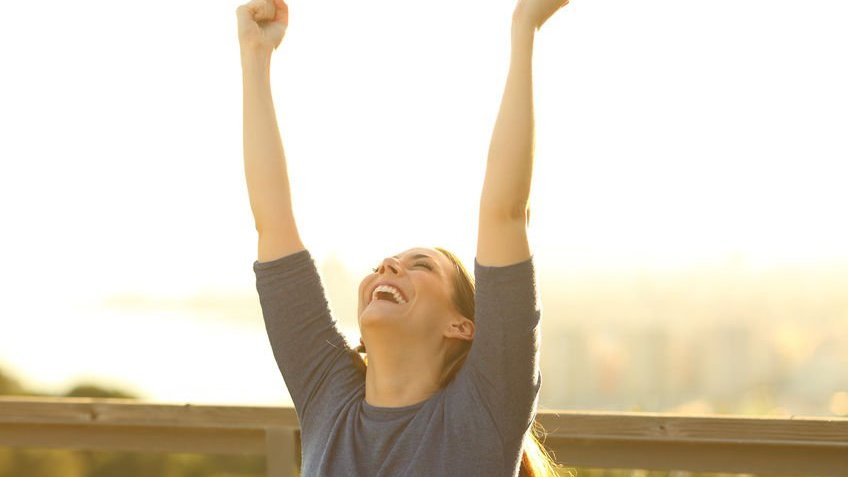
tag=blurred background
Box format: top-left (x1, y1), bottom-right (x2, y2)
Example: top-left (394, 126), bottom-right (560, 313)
top-left (1, 0), bottom-right (846, 475)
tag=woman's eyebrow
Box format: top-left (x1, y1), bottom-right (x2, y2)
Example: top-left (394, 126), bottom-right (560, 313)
top-left (393, 253), bottom-right (441, 268)
top-left (393, 253), bottom-right (438, 264)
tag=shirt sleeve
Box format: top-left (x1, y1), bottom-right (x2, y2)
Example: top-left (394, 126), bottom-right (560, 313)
top-left (253, 249), bottom-right (364, 424)
top-left (464, 255), bottom-right (542, 442)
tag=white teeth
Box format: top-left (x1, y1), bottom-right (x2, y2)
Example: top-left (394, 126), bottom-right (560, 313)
top-left (371, 285), bottom-right (407, 304)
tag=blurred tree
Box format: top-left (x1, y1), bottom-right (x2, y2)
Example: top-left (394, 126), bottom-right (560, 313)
top-left (83, 451), bottom-right (169, 477)
top-left (3, 449), bottom-right (86, 477)
top-left (0, 448), bottom-right (14, 474)
top-left (0, 367), bottom-right (26, 396)
top-left (63, 384), bottom-right (138, 399)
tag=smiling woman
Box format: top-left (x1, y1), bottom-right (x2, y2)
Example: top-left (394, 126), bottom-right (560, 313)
top-left (355, 247), bottom-right (474, 380)
top-left (238, 0), bottom-right (569, 474)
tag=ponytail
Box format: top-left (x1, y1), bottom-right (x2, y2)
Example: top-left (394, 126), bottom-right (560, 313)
top-left (519, 419), bottom-right (571, 477)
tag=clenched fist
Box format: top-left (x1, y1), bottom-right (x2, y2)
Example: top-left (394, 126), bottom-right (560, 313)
top-left (514, 0), bottom-right (569, 31)
top-left (236, 0), bottom-right (289, 54)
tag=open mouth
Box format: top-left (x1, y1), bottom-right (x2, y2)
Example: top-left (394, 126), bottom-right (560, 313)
top-left (370, 284), bottom-right (408, 305)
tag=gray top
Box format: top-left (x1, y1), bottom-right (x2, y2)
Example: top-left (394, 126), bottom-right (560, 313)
top-left (254, 249), bottom-right (542, 477)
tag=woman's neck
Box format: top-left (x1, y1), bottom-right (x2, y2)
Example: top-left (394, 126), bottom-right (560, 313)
top-left (363, 344), bottom-right (445, 408)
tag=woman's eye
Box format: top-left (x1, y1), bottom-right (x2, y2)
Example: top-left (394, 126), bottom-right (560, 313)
top-left (371, 263), bottom-right (430, 272)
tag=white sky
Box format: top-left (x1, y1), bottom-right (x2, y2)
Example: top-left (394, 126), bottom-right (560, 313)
top-left (0, 0), bottom-right (846, 405)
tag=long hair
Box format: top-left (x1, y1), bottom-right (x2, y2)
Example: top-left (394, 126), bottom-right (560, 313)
top-left (351, 247), bottom-right (567, 476)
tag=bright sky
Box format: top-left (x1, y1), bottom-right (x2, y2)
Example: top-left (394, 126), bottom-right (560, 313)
top-left (0, 0), bottom-right (846, 405)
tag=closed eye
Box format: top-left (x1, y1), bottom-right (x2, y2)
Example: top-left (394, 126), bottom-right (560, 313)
top-left (371, 261), bottom-right (433, 273)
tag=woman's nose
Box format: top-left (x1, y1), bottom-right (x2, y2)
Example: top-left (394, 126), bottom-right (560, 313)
top-left (376, 257), bottom-right (401, 275)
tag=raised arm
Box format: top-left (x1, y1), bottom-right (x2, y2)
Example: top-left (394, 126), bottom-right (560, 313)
top-left (477, 0), bottom-right (568, 267)
top-left (237, 0), bottom-right (305, 262)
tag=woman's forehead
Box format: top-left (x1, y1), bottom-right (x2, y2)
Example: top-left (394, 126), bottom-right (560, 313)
top-left (393, 247), bottom-right (452, 269)
top-left (394, 247), bottom-right (442, 261)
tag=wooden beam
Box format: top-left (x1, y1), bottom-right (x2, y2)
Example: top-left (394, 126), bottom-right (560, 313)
top-left (0, 396), bottom-right (299, 430)
top-left (545, 439), bottom-right (848, 476)
top-left (536, 410), bottom-right (848, 476)
top-left (1, 397), bottom-right (846, 475)
top-left (0, 422), bottom-right (266, 454)
top-left (536, 410), bottom-right (848, 446)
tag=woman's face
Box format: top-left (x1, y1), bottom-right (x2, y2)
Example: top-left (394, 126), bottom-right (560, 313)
top-left (357, 247), bottom-right (465, 341)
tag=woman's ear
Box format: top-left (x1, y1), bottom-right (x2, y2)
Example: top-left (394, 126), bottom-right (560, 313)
top-left (445, 318), bottom-right (474, 341)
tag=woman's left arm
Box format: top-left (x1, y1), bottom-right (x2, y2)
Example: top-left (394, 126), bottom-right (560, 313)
top-left (477, 0), bottom-right (568, 267)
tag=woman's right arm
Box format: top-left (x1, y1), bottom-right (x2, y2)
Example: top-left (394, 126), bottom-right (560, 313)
top-left (238, 2), bottom-right (365, 420)
top-left (237, 0), bottom-right (305, 262)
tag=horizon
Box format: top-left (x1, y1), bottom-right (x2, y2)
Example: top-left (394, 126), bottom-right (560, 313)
top-left (1, 0), bottom-right (846, 414)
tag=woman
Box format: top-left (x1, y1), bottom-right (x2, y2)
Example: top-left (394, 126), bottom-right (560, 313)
top-left (237, 0), bottom-right (569, 475)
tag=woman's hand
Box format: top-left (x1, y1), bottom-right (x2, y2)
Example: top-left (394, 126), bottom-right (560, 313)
top-left (236, 0), bottom-right (289, 55)
top-left (513, 0), bottom-right (569, 32)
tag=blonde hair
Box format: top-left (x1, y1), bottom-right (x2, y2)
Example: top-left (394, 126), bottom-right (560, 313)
top-left (352, 247), bottom-right (569, 476)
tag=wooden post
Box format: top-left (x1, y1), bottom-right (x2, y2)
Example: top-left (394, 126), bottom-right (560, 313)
top-left (266, 427), bottom-right (299, 477)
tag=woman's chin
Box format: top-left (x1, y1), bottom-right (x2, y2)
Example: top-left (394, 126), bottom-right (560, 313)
top-left (359, 303), bottom-right (406, 326)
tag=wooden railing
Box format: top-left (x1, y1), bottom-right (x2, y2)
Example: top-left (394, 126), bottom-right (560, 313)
top-left (1, 396), bottom-right (846, 476)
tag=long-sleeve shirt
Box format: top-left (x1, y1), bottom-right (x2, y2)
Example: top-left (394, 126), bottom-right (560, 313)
top-left (254, 249), bottom-right (542, 477)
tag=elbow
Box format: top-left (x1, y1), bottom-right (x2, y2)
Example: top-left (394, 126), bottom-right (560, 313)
top-left (480, 200), bottom-right (530, 224)
top-left (507, 202), bottom-right (530, 224)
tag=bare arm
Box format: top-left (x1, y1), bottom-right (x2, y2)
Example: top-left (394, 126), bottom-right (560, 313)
top-left (237, 0), bottom-right (305, 262)
top-left (242, 53), bottom-right (305, 262)
top-left (476, 18), bottom-right (536, 267)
